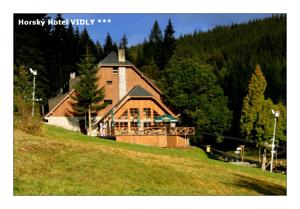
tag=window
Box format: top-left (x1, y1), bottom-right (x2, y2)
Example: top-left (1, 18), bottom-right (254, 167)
top-left (143, 122), bottom-right (151, 128)
top-left (107, 80), bottom-right (112, 85)
top-left (120, 122), bottom-right (128, 128)
top-left (115, 122), bottom-right (120, 128)
top-left (113, 67), bottom-right (118, 74)
top-left (143, 108), bottom-right (151, 119)
top-left (104, 100), bottom-right (113, 104)
top-left (119, 110), bottom-right (128, 119)
top-left (115, 122), bottom-right (128, 128)
top-left (130, 108), bottom-right (139, 119)
top-left (131, 121), bottom-right (138, 128)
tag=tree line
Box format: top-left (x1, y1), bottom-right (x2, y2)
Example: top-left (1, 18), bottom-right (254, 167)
top-left (14, 13), bottom-right (128, 134)
top-left (14, 14), bottom-right (128, 113)
top-left (129, 15), bottom-right (286, 147)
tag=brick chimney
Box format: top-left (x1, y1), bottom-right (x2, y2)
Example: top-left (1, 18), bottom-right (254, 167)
top-left (118, 49), bottom-right (126, 99)
top-left (118, 49), bottom-right (125, 62)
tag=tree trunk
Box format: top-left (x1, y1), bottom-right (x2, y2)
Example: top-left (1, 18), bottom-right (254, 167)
top-left (261, 148), bottom-right (266, 171)
top-left (258, 147), bottom-right (261, 162)
top-left (88, 106), bottom-right (92, 136)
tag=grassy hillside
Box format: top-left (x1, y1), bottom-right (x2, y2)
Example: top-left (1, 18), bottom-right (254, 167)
top-left (14, 125), bottom-right (286, 195)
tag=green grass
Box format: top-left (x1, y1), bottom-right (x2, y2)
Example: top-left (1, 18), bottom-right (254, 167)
top-left (14, 124), bottom-right (286, 195)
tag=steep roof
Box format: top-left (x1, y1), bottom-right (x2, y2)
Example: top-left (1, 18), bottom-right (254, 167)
top-left (127, 85), bottom-right (153, 97)
top-left (48, 92), bottom-right (70, 112)
top-left (44, 89), bottom-right (76, 118)
top-left (99, 51), bottom-right (133, 65)
top-left (97, 51), bottom-right (162, 95)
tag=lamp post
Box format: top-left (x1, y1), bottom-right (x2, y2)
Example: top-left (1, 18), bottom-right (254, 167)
top-left (270, 109), bottom-right (280, 173)
top-left (29, 68), bottom-right (37, 116)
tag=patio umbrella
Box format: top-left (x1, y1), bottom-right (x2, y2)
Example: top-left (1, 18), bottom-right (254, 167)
top-left (154, 114), bottom-right (177, 123)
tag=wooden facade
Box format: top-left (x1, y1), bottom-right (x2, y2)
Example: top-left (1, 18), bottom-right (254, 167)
top-left (44, 49), bottom-right (194, 147)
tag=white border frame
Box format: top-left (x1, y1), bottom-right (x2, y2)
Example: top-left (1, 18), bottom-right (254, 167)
top-left (1, 0), bottom-right (298, 209)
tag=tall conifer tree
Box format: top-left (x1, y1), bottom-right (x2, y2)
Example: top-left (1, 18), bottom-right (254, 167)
top-left (119, 33), bottom-right (132, 60)
top-left (103, 33), bottom-right (116, 55)
top-left (95, 41), bottom-right (104, 61)
top-left (159, 19), bottom-right (176, 70)
top-left (71, 54), bottom-right (106, 135)
top-left (149, 21), bottom-right (163, 44)
top-left (240, 65), bottom-right (267, 141)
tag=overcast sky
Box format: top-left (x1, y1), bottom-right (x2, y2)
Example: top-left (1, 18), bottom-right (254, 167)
top-left (50, 13), bottom-right (273, 46)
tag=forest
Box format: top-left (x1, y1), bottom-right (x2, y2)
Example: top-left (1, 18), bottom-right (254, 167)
top-left (14, 14), bottom-right (286, 148)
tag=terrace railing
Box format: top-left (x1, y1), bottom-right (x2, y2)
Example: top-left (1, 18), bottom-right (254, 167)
top-left (112, 126), bottom-right (195, 136)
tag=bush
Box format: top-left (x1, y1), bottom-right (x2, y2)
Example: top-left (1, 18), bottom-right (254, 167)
top-left (14, 94), bottom-right (42, 135)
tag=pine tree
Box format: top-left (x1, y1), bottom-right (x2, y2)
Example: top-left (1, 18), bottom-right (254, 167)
top-left (240, 65), bottom-right (286, 169)
top-left (71, 54), bottom-right (107, 135)
top-left (240, 65), bottom-right (267, 141)
top-left (135, 47), bottom-right (145, 68)
top-left (149, 20), bottom-right (162, 61)
top-left (159, 19), bottom-right (176, 70)
top-left (119, 33), bottom-right (128, 49)
top-left (14, 13), bottom-right (50, 101)
top-left (149, 21), bottom-right (162, 44)
top-left (103, 33), bottom-right (115, 55)
top-left (64, 23), bottom-right (78, 90)
top-left (142, 20), bottom-right (163, 68)
top-left (74, 26), bottom-right (81, 62)
top-left (52, 14), bottom-right (67, 91)
top-left (95, 41), bottom-right (104, 61)
top-left (113, 42), bottom-right (118, 52)
top-left (140, 60), bottom-right (160, 80)
top-left (137, 20), bottom-right (163, 78)
top-left (119, 33), bottom-right (132, 60)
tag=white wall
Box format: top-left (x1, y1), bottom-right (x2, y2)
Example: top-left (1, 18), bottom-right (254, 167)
top-left (119, 67), bottom-right (126, 100)
top-left (47, 116), bottom-right (81, 132)
top-left (47, 116), bottom-right (101, 136)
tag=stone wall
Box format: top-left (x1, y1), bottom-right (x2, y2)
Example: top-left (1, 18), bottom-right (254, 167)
top-left (47, 116), bottom-right (82, 131)
top-left (47, 116), bottom-right (102, 136)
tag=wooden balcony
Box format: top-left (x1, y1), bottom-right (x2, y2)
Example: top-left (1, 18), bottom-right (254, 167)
top-left (112, 126), bottom-right (195, 136)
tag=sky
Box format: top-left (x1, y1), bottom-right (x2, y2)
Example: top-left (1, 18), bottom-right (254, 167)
top-left (51, 13), bottom-right (273, 46)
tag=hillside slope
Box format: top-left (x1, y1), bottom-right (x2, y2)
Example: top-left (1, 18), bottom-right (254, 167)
top-left (14, 125), bottom-right (286, 195)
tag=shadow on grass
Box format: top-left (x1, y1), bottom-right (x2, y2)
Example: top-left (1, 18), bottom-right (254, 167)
top-left (232, 173), bottom-right (286, 195)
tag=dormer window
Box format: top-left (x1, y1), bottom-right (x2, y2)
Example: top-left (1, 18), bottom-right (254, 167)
top-left (113, 67), bottom-right (118, 74)
top-left (107, 80), bottom-right (112, 85)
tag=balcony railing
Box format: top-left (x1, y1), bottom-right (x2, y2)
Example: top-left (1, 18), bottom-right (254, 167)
top-left (111, 126), bottom-right (195, 136)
